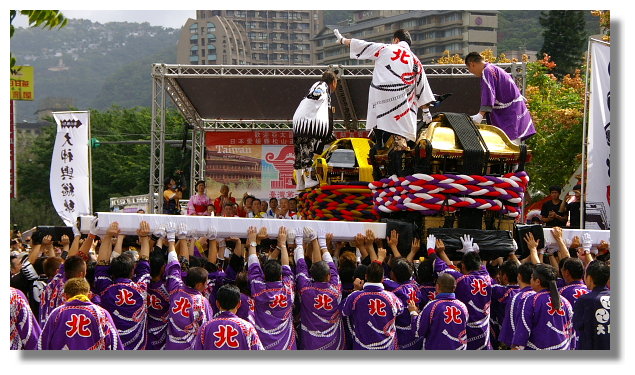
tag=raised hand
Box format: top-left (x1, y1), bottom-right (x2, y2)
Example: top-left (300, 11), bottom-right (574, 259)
top-left (257, 227), bottom-right (268, 244)
top-left (303, 227), bottom-right (317, 242)
top-left (176, 223), bottom-right (188, 240)
top-left (459, 234), bottom-right (474, 254)
top-left (136, 221), bottom-right (151, 237)
top-left (153, 224), bottom-right (166, 239)
top-left (247, 226), bottom-right (257, 245)
top-left (60, 234), bottom-right (70, 247)
top-left (523, 232), bottom-right (539, 251)
top-left (166, 222), bottom-right (176, 242)
top-left (106, 222), bottom-right (120, 237)
top-left (387, 229), bottom-right (399, 249)
top-left (426, 234), bottom-right (436, 252)
top-left (206, 226), bottom-right (217, 241)
top-left (278, 226), bottom-right (287, 246)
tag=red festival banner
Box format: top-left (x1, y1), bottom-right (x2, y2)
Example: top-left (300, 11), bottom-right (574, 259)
top-left (204, 130), bottom-right (367, 201)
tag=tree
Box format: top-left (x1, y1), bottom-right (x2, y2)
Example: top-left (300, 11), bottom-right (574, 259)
top-left (10, 10), bottom-right (67, 73)
top-left (538, 10), bottom-right (587, 78)
top-left (523, 54), bottom-right (586, 201)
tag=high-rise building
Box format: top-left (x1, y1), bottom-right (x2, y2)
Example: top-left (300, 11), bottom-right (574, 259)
top-left (177, 10), bottom-right (323, 65)
top-left (177, 16), bottom-right (251, 65)
top-left (314, 10), bottom-right (498, 65)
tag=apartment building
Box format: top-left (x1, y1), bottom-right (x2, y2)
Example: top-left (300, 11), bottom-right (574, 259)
top-left (314, 10), bottom-right (498, 65)
top-left (178, 10), bottom-right (323, 65)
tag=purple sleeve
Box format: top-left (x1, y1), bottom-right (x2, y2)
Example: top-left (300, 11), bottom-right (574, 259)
top-left (383, 278), bottom-right (399, 291)
top-left (413, 302), bottom-right (433, 339)
top-left (328, 259), bottom-right (340, 287)
top-left (133, 260), bottom-right (151, 287)
top-left (341, 291), bottom-right (356, 317)
top-left (434, 257), bottom-right (461, 279)
top-left (165, 257), bottom-right (183, 292)
top-left (94, 265), bottom-right (113, 294)
top-left (295, 258), bottom-right (309, 290)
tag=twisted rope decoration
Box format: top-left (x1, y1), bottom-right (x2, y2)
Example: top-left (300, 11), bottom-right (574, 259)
top-left (368, 172), bottom-right (529, 218)
top-left (299, 184), bottom-right (379, 222)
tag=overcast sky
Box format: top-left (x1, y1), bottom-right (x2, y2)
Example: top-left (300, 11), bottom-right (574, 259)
top-left (12, 10), bottom-right (197, 29)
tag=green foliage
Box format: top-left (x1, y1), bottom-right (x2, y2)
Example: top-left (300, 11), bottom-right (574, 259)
top-left (538, 11), bottom-right (588, 78)
top-left (12, 107), bottom-right (189, 226)
top-left (10, 10), bottom-right (67, 72)
top-left (524, 59), bottom-right (585, 201)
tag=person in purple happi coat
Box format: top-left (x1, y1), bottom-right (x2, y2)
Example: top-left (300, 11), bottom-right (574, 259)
top-left (95, 221), bottom-right (151, 350)
top-left (465, 51), bottom-right (536, 144)
top-left (431, 234), bottom-right (492, 349)
top-left (195, 284), bottom-right (263, 350)
top-left (511, 264), bottom-right (573, 350)
top-left (10, 287), bottom-right (41, 350)
top-left (38, 278), bottom-right (122, 350)
top-left (408, 272), bottom-right (468, 350)
top-left (248, 226), bottom-right (297, 350)
top-left (341, 247), bottom-right (404, 350)
top-left (146, 228), bottom-right (170, 350)
top-left (295, 227), bottom-right (345, 350)
top-left (489, 257), bottom-right (520, 349)
top-left (164, 223), bottom-right (214, 350)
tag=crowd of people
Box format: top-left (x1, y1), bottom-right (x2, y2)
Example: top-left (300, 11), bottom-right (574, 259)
top-left (164, 180), bottom-right (303, 220)
top-left (10, 218), bottom-right (610, 350)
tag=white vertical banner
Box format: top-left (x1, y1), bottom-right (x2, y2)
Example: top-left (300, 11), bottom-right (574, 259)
top-left (585, 41), bottom-right (610, 230)
top-left (50, 111), bottom-right (91, 226)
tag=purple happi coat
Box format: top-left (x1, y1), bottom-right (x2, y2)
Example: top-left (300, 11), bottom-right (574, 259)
top-left (236, 293), bottom-right (256, 326)
top-left (38, 299), bottom-right (123, 350)
top-left (248, 254), bottom-right (296, 350)
top-left (489, 283), bottom-right (519, 346)
top-left (195, 310), bottom-right (264, 350)
top-left (511, 290), bottom-right (573, 350)
top-left (434, 258), bottom-right (492, 349)
top-left (498, 286), bottom-right (535, 347)
top-left (418, 283), bottom-right (437, 307)
top-left (10, 287), bottom-right (41, 350)
top-left (559, 280), bottom-right (590, 349)
top-left (295, 252), bottom-right (344, 350)
top-left (412, 293), bottom-right (468, 350)
top-left (95, 260), bottom-right (150, 350)
top-left (384, 278), bottom-right (423, 350)
top-left (480, 62), bottom-right (535, 141)
top-left (146, 279), bottom-right (170, 350)
top-left (341, 283), bottom-right (404, 350)
top-left (164, 253), bottom-right (214, 350)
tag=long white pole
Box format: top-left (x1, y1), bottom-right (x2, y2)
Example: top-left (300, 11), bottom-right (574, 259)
top-left (580, 38), bottom-right (592, 230)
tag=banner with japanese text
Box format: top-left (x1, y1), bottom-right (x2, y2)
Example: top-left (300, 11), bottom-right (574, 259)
top-left (585, 41), bottom-right (610, 230)
top-left (205, 130), bottom-right (367, 201)
top-left (10, 101), bottom-right (16, 198)
top-left (10, 65), bottom-right (34, 101)
top-left (50, 111), bottom-right (91, 226)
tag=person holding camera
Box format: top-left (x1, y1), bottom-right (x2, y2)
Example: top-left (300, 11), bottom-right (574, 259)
top-left (163, 177), bottom-right (186, 215)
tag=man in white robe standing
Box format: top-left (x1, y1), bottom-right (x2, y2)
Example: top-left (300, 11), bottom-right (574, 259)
top-left (333, 28), bottom-right (435, 152)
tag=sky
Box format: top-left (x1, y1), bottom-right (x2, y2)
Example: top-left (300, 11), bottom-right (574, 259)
top-left (12, 10), bottom-right (197, 29)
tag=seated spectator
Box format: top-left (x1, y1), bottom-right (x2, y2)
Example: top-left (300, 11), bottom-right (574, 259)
top-left (408, 273), bottom-right (469, 350)
top-left (38, 278), bottom-right (122, 350)
top-left (195, 284), bottom-right (263, 350)
top-left (213, 185), bottom-right (236, 216)
top-left (248, 198), bottom-right (266, 218)
top-left (541, 186), bottom-right (567, 227)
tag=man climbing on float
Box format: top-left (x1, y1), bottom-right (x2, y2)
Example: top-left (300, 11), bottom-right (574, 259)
top-left (292, 71), bottom-right (338, 190)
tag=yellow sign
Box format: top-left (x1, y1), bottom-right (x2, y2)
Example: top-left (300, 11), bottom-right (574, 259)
top-left (10, 65), bottom-right (34, 101)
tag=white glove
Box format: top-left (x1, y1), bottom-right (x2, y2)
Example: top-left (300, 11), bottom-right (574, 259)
top-left (590, 247), bottom-right (598, 255)
top-left (295, 231), bottom-right (304, 247)
top-left (287, 229), bottom-right (296, 246)
top-left (303, 227), bottom-right (317, 242)
top-left (206, 226), bottom-right (217, 241)
top-left (582, 233), bottom-right (592, 253)
top-left (71, 224), bottom-right (81, 237)
top-left (89, 217), bottom-right (99, 236)
top-left (334, 29), bottom-right (344, 44)
top-left (317, 229), bottom-right (328, 249)
top-left (217, 238), bottom-right (226, 248)
top-left (458, 234), bottom-right (474, 254)
top-left (511, 239), bottom-right (518, 253)
top-left (422, 110), bottom-right (432, 125)
top-left (176, 223), bottom-right (188, 240)
top-left (470, 113), bottom-right (483, 124)
top-left (546, 244), bottom-right (558, 255)
top-left (166, 222), bottom-right (176, 243)
top-left (473, 243), bottom-right (480, 254)
top-left (153, 225), bottom-right (166, 239)
top-left (426, 234), bottom-right (436, 252)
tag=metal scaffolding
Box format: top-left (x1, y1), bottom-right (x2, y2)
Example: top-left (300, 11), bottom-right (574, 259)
top-left (149, 62), bottom-right (527, 213)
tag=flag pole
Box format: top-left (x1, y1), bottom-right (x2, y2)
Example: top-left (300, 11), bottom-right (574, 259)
top-left (580, 38), bottom-right (592, 230)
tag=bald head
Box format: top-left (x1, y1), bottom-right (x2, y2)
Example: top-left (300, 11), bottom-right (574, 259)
top-left (436, 273), bottom-right (457, 293)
